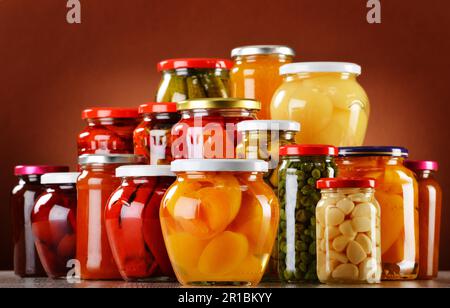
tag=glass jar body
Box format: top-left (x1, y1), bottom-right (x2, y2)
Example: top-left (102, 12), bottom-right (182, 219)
top-left (105, 176), bottom-right (176, 281)
top-left (316, 188), bottom-right (382, 284)
top-left (160, 171), bottom-right (279, 286)
top-left (11, 175), bottom-right (46, 277)
top-left (231, 54), bottom-right (294, 119)
top-left (172, 109), bottom-right (257, 159)
top-left (78, 118), bottom-right (139, 156)
top-left (336, 156), bottom-right (419, 280)
top-left (134, 112), bottom-right (181, 164)
top-left (31, 184), bottom-right (77, 278)
top-left (277, 155), bottom-right (337, 282)
top-left (270, 72), bottom-right (369, 146)
top-left (156, 68), bottom-right (231, 102)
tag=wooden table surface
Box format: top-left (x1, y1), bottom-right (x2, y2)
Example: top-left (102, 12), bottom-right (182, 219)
top-left (0, 271), bottom-right (449, 288)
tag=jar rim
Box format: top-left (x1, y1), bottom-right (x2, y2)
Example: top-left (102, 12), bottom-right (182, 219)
top-left (41, 172), bottom-right (80, 184)
top-left (317, 177), bottom-right (376, 189)
top-left (82, 107), bottom-right (139, 120)
top-left (280, 144), bottom-right (338, 157)
top-left (280, 62), bottom-right (361, 76)
top-left (139, 102), bottom-right (177, 114)
top-left (237, 120), bottom-right (300, 132)
top-left (116, 165), bottom-right (175, 178)
top-left (231, 45), bottom-right (296, 58)
top-left (157, 58), bottom-right (233, 71)
top-left (177, 98), bottom-right (261, 111)
top-left (171, 159), bottom-right (268, 173)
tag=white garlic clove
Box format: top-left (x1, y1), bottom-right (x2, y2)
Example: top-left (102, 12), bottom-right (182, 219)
top-left (339, 220), bottom-right (357, 238)
top-left (326, 207), bottom-right (345, 226)
top-left (329, 250), bottom-right (349, 264)
top-left (352, 217), bottom-right (371, 233)
top-left (346, 240), bottom-right (367, 265)
top-left (336, 198), bottom-right (355, 215)
top-left (355, 234), bottom-right (372, 254)
top-left (332, 264), bottom-right (359, 280)
top-left (351, 202), bottom-right (373, 218)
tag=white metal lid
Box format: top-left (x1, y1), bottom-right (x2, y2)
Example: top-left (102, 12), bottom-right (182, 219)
top-left (231, 45), bottom-right (295, 58)
top-left (280, 62), bottom-right (362, 76)
top-left (237, 120), bottom-right (301, 132)
top-left (116, 165), bottom-right (175, 177)
top-left (171, 159), bottom-right (268, 173)
top-left (41, 172), bottom-right (80, 184)
top-left (78, 154), bottom-right (145, 165)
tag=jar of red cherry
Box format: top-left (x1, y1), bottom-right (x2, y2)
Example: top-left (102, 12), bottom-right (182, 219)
top-left (78, 107), bottom-right (140, 155)
top-left (31, 172), bottom-right (79, 279)
top-left (11, 165), bottom-right (69, 277)
top-left (133, 102), bottom-right (180, 165)
top-left (105, 165), bottom-right (176, 281)
top-left (172, 98), bottom-right (260, 159)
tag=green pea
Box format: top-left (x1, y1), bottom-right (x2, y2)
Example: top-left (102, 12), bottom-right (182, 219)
top-left (296, 210), bottom-right (308, 223)
top-left (309, 242), bottom-right (316, 255)
top-left (312, 168), bottom-right (322, 179)
top-left (307, 177), bottom-right (316, 187)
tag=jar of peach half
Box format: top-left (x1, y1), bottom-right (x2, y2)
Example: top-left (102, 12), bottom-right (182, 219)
top-left (160, 159), bottom-right (279, 286)
top-left (336, 147), bottom-right (419, 280)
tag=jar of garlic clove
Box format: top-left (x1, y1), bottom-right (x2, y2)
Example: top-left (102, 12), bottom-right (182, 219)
top-left (316, 178), bottom-right (381, 284)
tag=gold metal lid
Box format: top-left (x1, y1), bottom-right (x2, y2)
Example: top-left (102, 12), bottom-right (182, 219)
top-left (177, 98), bottom-right (261, 111)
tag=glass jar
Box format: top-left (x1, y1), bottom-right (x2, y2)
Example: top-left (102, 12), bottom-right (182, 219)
top-left (156, 58), bottom-right (233, 102)
top-left (160, 159), bottom-right (279, 286)
top-left (76, 154), bottom-right (144, 280)
top-left (316, 178), bottom-right (382, 284)
top-left (337, 146), bottom-right (419, 280)
top-left (11, 165), bottom-right (69, 277)
top-left (277, 145), bottom-right (338, 282)
top-left (31, 172), bottom-right (79, 279)
top-left (236, 120), bottom-right (300, 281)
top-left (271, 62), bottom-right (370, 146)
top-left (134, 102), bottom-right (181, 165)
top-left (172, 98), bottom-right (260, 159)
top-left (231, 45), bottom-right (295, 119)
top-left (105, 165), bottom-right (176, 282)
top-left (78, 107), bottom-right (140, 156)
top-left (404, 160), bottom-right (442, 280)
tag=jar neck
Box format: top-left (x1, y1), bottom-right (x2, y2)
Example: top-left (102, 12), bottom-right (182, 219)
top-left (45, 183), bottom-right (76, 191)
top-left (282, 155), bottom-right (335, 162)
top-left (284, 72), bottom-right (358, 82)
top-left (234, 54), bottom-right (293, 64)
top-left (163, 68), bottom-right (229, 77)
top-left (415, 169), bottom-right (436, 179)
top-left (339, 156), bottom-right (405, 166)
top-left (86, 118), bottom-right (137, 126)
top-left (181, 108), bottom-right (256, 119)
top-left (17, 175), bottom-right (41, 184)
top-left (321, 187), bottom-right (375, 195)
top-left (80, 163), bottom-right (121, 173)
top-left (247, 130), bottom-right (297, 143)
top-left (143, 112), bottom-right (180, 122)
top-left (178, 171), bottom-right (264, 180)
top-left (121, 176), bottom-right (174, 186)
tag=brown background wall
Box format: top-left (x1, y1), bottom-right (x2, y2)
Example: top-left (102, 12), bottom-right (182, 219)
top-left (0, 0), bottom-right (449, 270)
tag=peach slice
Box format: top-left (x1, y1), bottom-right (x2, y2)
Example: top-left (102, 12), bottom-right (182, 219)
top-left (166, 232), bottom-right (208, 270)
top-left (376, 191), bottom-right (405, 254)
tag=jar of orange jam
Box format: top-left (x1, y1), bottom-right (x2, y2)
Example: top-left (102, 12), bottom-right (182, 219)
top-left (160, 159), bottom-right (279, 286)
top-left (231, 45), bottom-right (295, 119)
top-left (76, 154), bottom-right (144, 280)
top-left (336, 147), bottom-right (419, 280)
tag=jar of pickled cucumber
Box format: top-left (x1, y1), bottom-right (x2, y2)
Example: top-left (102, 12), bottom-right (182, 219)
top-left (270, 62), bottom-right (370, 146)
top-left (316, 178), bottom-right (382, 284)
top-left (277, 145), bottom-right (338, 282)
top-left (160, 159), bottom-right (279, 286)
top-left (336, 146), bottom-right (419, 280)
top-left (156, 58), bottom-right (233, 102)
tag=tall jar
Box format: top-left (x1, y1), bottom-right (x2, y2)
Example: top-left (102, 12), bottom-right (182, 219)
top-left (230, 45), bottom-right (295, 119)
top-left (271, 62), bottom-right (370, 146)
top-left (404, 160), bottom-right (442, 280)
top-left (316, 178), bottom-right (382, 284)
top-left (11, 165), bottom-right (69, 277)
top-left (172, 98), bottom-right (260, 159)
top-left (156, 58), bottom-right (233, 102)
top-left (76, 154), bottom-right (143, 280)
top-left (78, 107), bottom-right (140, 156)
top-left (277, 145), bottom-right (338, 282)
top-left (337, 146), bottom-right (419, 280)
top-left (160, 159), bottom-right (279, 286)
top-left (133, 102), bottom-right (181, 165)
top-left (105, 165), bottom-right (176, 282)
top-left (32, 172), bottom-right (79, 279)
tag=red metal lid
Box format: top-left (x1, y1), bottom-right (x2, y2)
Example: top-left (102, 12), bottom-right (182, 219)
top-left (317, 177), bottom-right (376, 189)
top-left (404, 160), bottom-right (439, 171)
top-left (82, 107), bottom-right (139, 119)
top-left (279, 144), bottom-right (338, 157)
top-left (157, 58), bottom-right (233, 71)
top-left (14, 165), bottom-right (69, 176)
top-left (139, 102), bottom-right (177, 114)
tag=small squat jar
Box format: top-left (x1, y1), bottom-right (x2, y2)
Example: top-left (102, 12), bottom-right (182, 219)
top-left (277, 145), bottom-right (338, 282)
top-left (133, 102), bottom-right (180, 164)
top-left (78, 107), bottom-right (140, 155)
top-left (32, 172), bottom-right (79, 279)
top-left (161, 159), bottom-right (279, 286)
top-left (316, 178), bottom-right (382, 284)
top-left (105, 165), bottom-right (176, 281)
top-left (404, 160), bottom-right (442, 280)
top-left (172, 98), bottom-right (260, 159)
top-left (77, 154), bottom-right (144, 280)
top-left (11, 165), bottom-right (69, 277)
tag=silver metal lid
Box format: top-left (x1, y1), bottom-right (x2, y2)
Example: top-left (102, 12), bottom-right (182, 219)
top-left (231, 45), bottom-right (295, 58)
top-left (41, 172), bottom-right (80, 184)
top-left (171, 159), bottom-right (268, 173)
top-left (78, 154), bottom-right (145, 165)
top-left (116, 165), bottom-right (175, 177)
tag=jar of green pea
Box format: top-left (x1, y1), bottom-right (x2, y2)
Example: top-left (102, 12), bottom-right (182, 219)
top-left (278, 144), bottom-right (338, 282)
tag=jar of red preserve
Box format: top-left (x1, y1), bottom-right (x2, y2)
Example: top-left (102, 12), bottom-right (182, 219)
top-left (78, 107), bottom-right (140, 155)
top-left (77, 154), bottom-right (144, 280)
top-left (133, 102), bottom-right (180, 165)
top-left (31, 172), bottom-right (79, 279)
top-left (172, 98), bottom-right (260, 159)
top-left (105, 165), bottom-right (176, 281)
top-left (11, 165), bottom-right (69, 277)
